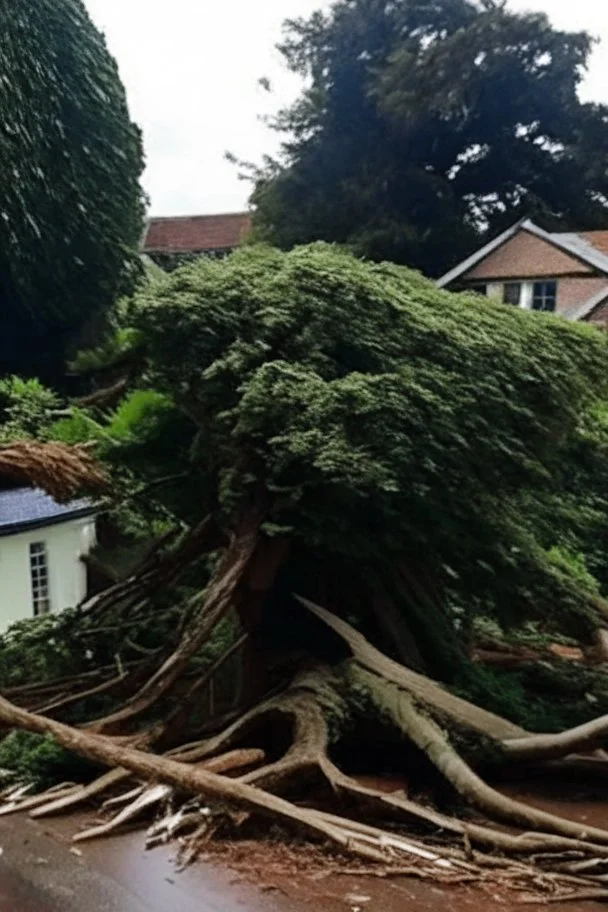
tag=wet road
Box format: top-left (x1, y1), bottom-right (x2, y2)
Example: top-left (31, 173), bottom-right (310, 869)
top-left (0, 815), bottom-right (288, 912)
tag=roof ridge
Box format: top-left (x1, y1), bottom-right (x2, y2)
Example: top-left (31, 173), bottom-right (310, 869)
top-left (438, 218), bottom-right (608, 288)
top-left (148, 211), bottom-right (251, 221)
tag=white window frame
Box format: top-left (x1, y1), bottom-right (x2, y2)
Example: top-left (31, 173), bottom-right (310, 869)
top-left (483, 280), bottom-right (558, 311)
top-left (532, 280), bottom-right (558, 312)
top-left (29, 541), bottom-right (51, 617)
top-left (503, 282), bottom-right (523, 306)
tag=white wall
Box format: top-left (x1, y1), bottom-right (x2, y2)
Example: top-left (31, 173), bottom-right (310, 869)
top-left (485, 281), bottom-right (534, 308)
top-left (0, 517), bottom-right (96, 631)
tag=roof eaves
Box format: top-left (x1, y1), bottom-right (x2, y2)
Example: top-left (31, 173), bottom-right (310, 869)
top-left (566, 285), bottom-right (608, 322)
top-left (438, 218), bottom-right (608, 291)
top-left (144, 245), bottom-right (233, 255)
top-left (548, 231), bottom-right (608, 275)
top-left (436, 218), bottom-right (530, 288)
top-left (0, 504), bottom-right (97, 538)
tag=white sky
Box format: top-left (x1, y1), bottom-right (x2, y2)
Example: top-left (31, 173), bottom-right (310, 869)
top-left (83, 0), bottom-right (608, 217)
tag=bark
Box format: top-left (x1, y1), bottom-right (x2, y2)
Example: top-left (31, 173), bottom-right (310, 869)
top-left (503, 715), bottom-right (608, 764)
top-left (297, 595), bottom-right (525, 741)
top-left (595, 629), bottom-right (608, 663)
top-left (352, 663), bottom-right (608, 844)
top-left (368, 587), bottom-right (426, 672)
top-left (86, 503), bottom-right (265, 735)
top-left (0, 693), bottom-right (386, 862)
top-left (159, 632), bottom-right (249, 745)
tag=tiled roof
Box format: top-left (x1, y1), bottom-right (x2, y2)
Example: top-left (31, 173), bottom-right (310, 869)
top-left (0, 487), bottom-right (95, 537)
top-left (143, 212), bottom-right (252, 255)
top-left (578, 231), bottom-right (608, 257)
top-left (551, 231), bottom-right (608, 274)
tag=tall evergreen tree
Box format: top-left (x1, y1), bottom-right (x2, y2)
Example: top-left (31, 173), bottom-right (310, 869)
top-left (250, 0), bottom-right (608, 275)
top-left (0, 0), bottom-right (145, 380)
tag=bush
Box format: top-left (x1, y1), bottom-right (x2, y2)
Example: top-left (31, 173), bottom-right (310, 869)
top-left (0, 731), bottom-right (100, 789)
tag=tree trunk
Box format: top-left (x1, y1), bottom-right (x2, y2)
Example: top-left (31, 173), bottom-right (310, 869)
top-left (86, 503), bottom-right (265, 735)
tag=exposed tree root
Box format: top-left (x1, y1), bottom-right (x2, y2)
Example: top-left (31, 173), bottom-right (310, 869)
top-left (503, 715), bottom-right (608, 764)
top-left (85, 502), bottom-right (266, 736)
top-left (29, 768), bottom-right (130, 818)
top-left (3, 595), bottom-right (608, 901)
top-left (296, 596), bottom-right (525, 741)
top-left (0, 783), bottom-right (77, 816)
top-left (0, 694), bottom-right (396, 863)
top-left (352, 663), bottom-right (608, 844)
top-left (73, 749), bottom-right (265, 842)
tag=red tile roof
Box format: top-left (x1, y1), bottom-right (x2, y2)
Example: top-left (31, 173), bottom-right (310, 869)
top-left (580, 231), bottom-right (608, 257)
top-left (143, 212), bottom-right (252, 254)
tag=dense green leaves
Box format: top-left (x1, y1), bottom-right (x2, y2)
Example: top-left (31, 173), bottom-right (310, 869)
top-left (250, 0), bottom-right (608, 275)
top-left (123, 244), bottom-right (608, 631)
top-left (0, 0), bottom-right (145, 379)
top-left (0, 377), bottom-right (59, 446)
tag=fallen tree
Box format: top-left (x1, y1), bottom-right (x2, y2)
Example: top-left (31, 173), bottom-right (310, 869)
top-left (3, 244), bottom-right (608, 900)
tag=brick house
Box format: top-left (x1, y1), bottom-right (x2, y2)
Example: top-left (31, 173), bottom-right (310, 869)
top-left (142, 212), bottom-right (252, 269)
top-left (437, 219), bottom-right (608, 324)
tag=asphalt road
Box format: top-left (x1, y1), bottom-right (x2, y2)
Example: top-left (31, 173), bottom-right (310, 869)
top-left (0, 815), bottom-right (285, 912)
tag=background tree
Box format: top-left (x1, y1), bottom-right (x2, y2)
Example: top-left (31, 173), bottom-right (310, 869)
top-left (249, 0), bottom-right (608, 275)
top-left (0, 0), bottom-right (145, 381)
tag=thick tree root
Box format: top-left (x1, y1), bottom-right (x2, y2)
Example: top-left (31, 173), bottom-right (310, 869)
top-left (503, 715), bottom-right (608, 763)
top-left (352, 663), bottom-right (608, 844)
top-left (4, 599), bottom-right (608, 901)
top-left (0, 694), bottom-right (396, 863)
top-left (85, 503), bottom-right (265, 736)
top-left (296, 596), bottom-right (525, 741)
top-left (73, 749), bottom-right (265, 842)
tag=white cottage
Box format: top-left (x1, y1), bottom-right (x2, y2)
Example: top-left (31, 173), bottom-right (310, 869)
top-left (0, 487), bottom-right (97, 630)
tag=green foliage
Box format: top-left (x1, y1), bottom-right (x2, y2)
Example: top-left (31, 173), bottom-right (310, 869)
top-left (106, 390), bottom-right (174, 443)
top-left (455, 661), bottom-right (608, 734)
top-left (249, 0), bottom-right (608, 275)
top-left (0, 0), bottom-right (145, 380)
top-left (121, 243), bottom-right (608, 645)
top-left (69, 327), bottom-right (143, 376)
top-left (547, 547), bottom-right (601, 597)
top-left (49, 408), bottom-right (105, 446)
top-left (0, 608), bottom-right (180, 693)
top-left (0, 376), bottom-right (59, 445)
top-left (0, 731), bottom-right (98, 788)
top-left (0, 615), bottom-right (89, 688)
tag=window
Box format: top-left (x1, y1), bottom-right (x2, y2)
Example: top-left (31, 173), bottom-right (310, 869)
top-left (532, 281), bottom-right (557, 312)
top-left (503, 282), bottom-right (522, 306)
top-left (471, 284), bottom-right (487, 296)
top-left (29, 542), bottom-right (51, 616)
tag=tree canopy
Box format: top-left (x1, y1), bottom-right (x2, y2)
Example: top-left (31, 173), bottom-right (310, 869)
top-left (0, 0), bottom-right (145, 380)
top-left (64, 244), bottom-right (608, 666)
top-left (249, 0), bottom-right (608, 276)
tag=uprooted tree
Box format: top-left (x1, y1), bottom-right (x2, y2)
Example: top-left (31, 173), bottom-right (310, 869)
top-left (3, 244), bottom-right (608, 897)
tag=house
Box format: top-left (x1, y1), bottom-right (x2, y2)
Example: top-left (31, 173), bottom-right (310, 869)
top-left (143, 211), bottom-right (252, 268)
top-left (437, 219), bottom-right (608, 324)
top-left (0, 487), bottom-right (97, 631)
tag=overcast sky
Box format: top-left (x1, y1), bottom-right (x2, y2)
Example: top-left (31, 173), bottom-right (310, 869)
top-left (83, 0), bottom-right (608, 217)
